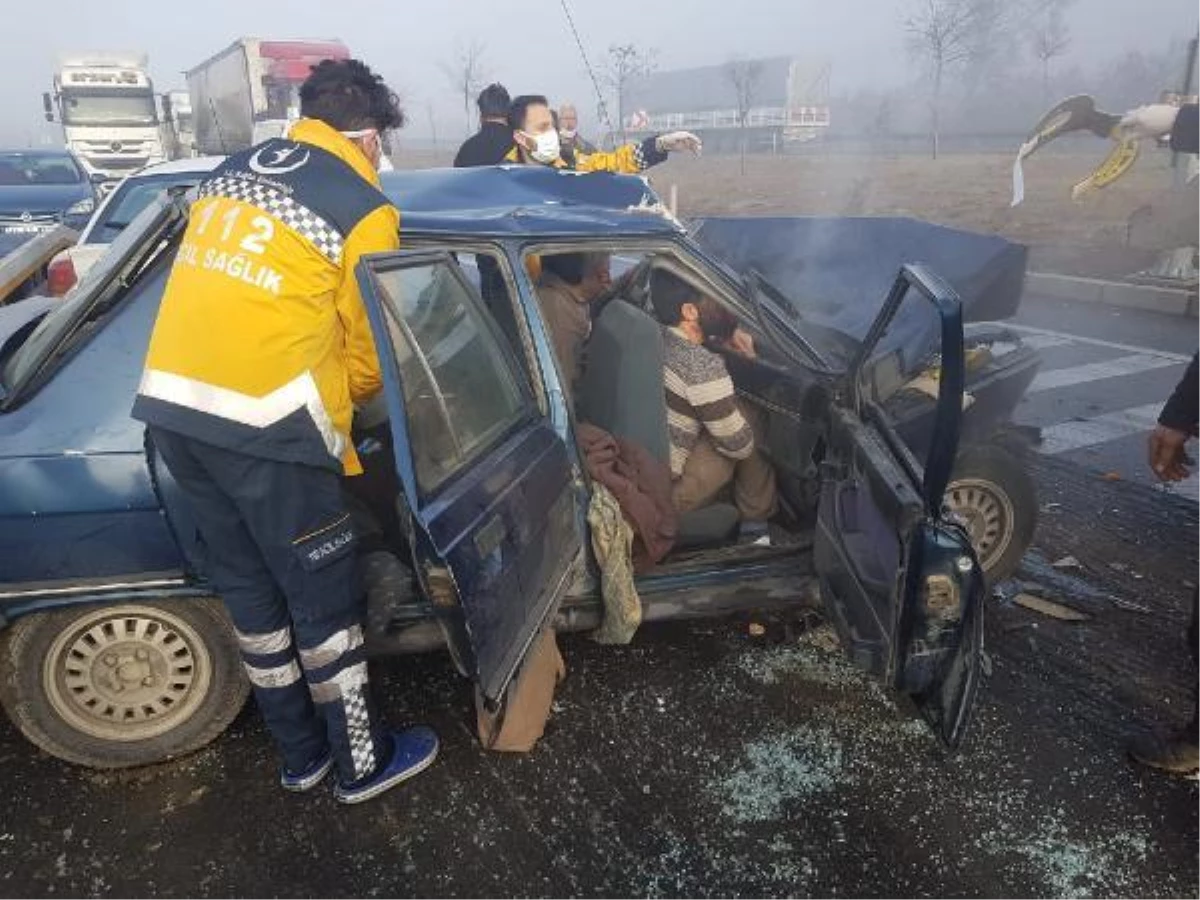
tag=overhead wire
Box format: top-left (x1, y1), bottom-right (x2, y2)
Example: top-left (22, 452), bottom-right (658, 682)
top-left (558, 0), bottom-right (617, 147)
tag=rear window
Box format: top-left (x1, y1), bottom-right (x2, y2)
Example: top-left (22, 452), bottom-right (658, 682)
top-left (88, 173), bottom-right (204, 243)
top-left (0, 153), bottom-right (83, 186)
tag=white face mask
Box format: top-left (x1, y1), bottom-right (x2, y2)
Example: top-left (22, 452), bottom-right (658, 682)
top-left (521, 129), bottom-right (561, 164)
top-left (560, 128), bottom-right (576, 140)
top-left (341, 128), bottom-right (387, 172)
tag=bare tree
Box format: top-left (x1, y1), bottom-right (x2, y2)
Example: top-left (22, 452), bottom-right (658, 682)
top-left (441, 39), bottom-right (487, 135)
top-left (905, 0), bottom-right (1006, 159)
top-left (724, 58), bottom-right (763, 174)
top-left (603, 44), bottom-right (657, 142)
top-left (1027, 0), bottom-right (1073, 103)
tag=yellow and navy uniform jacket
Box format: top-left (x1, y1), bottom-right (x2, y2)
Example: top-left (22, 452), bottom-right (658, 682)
top-left (132, 118), bottom-right (399, 476)
top-left (502, 134), bottom-right (668, 173)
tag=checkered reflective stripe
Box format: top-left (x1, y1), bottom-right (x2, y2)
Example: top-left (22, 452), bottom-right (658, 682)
top-left (198, 176), bottom-right (345, 265)
top-left (343, 685), bottom-right (376, 779)
top-left (631, 143), bottom-right (648, 171)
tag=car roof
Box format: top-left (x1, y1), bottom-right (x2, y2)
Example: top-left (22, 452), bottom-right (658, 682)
top-left (127, 156), bottom-right (224, 177)
top-left (379, 165), bottom-right (682, 238)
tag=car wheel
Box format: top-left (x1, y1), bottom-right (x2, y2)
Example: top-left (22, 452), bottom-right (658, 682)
top-left (0, 598), bottom-right (249, 769)
top-left (945, 445), bottom-right (1037, 585)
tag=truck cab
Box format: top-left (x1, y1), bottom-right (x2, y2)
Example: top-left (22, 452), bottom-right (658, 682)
top-left (44, 56), bottom-right (168, 187)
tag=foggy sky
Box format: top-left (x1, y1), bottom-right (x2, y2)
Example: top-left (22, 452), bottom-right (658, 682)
top-left (4, 0), bottom-right (1197, 147)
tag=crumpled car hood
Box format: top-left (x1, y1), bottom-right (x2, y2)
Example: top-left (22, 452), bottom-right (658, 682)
top-left (691, 216), bottom-right (1028, 374)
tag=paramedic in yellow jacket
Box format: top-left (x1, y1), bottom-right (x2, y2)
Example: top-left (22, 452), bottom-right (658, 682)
top-left (132, 59), bottom-right (439, 806)
top-left (503, 93), bottom-right (702, 171)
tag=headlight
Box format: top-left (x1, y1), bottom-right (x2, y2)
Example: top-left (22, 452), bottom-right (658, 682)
top-left (65, 197), bottom-right (95, 217)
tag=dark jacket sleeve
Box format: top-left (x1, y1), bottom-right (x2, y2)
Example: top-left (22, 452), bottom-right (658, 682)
top-left (1170, 104), bottom-right (1198, 155)
top-left (452, 135), bottom-right (474, 167)
top-left (1159, 353), bottom-right (1199, 433)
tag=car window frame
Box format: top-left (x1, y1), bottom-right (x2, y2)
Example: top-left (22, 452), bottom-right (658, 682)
top-left (397, 236), bottom-right (550, 415)
top-left (80, 172), bottom-right (204, 244)
top-left (362, 250), bottom-right (540, 501)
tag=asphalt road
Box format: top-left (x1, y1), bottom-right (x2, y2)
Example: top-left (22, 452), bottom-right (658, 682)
top-left (0, 296), bottom-right (1195, 898)
top-left (1009, 294), bottom-right (1198, 502)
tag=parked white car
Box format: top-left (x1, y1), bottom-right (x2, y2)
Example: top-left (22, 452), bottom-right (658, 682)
top-left (47, 156), bottom-right (222, 295)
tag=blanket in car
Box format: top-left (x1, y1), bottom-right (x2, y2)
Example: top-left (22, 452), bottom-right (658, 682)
top-left (576, 422), bottom-right (677, 570)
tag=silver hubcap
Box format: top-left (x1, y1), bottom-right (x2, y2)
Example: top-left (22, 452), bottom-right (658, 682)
top-left (945, 477), bottom-right (1015, 572)
top-left (44, 606), bottom-right (212, 742)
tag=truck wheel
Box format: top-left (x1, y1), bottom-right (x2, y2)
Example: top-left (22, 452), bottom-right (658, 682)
top-left (0, 598), bottom-right (248, 769)
top-left (945, 445), bottom-right (1037, 585)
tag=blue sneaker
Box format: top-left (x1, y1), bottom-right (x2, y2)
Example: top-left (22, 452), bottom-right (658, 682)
top-left (279, 748), bottom-right (335, 793)
top-left (333, 725), bottom-right (439, 805)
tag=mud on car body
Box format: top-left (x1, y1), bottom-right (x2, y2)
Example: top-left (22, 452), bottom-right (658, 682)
top-left (0, 166), bottom-right (1034, 768)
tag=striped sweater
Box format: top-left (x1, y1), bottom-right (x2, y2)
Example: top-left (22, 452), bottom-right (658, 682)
top-left (662, 327), bottom-right (754, 477)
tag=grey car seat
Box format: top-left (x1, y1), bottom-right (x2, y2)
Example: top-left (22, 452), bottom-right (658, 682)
top-left (576, 298), bottom-right (739, 549)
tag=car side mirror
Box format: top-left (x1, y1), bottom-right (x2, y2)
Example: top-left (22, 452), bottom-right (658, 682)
top-left (847, 263), bottom-right (965, 517)
top-left (42, 92), bottom-right (54, 122)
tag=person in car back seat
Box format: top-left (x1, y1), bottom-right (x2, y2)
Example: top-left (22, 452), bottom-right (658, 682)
top-left (536, 251), bottom-right (611, 405)
top-left (649, 270), bottom-right (777, 532)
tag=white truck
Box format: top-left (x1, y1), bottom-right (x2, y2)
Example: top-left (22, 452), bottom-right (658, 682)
top-left (43, 55), bottom-right (168, 184)
top-left (187, 38), bottom-right (350, 155)
top-left (623, 56), bottom-right (831, 154)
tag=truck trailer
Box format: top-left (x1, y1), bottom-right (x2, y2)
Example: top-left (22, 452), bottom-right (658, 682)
top-left (187, 38), bottom-right (350, 155)
top-left (623, 56), bottom-right (831, 154)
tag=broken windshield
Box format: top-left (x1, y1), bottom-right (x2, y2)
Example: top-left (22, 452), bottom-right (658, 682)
top-left (0, 193), bottom-right (185, 407)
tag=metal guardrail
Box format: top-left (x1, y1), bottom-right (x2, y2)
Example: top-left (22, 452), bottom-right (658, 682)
top-left (0, 226), bottom-right (78, 306)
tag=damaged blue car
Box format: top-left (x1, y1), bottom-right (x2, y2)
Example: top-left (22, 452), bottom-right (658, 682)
top-left (0, 166), bottom-right (1037, 769)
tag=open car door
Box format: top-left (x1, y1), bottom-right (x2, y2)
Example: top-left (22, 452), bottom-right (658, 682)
top-left (356, 249), bottom-right (582, 707)
top-left (815, 264), bottom-right (986, 749)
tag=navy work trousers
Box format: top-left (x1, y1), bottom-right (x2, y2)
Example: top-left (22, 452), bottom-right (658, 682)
top-left (150, 427), bottom-right (384, 783)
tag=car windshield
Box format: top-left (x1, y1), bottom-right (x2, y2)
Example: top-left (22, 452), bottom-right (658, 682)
top-left (61, 90), bottom-right (158, 127)
top-left (88, 173), bottom-right (204, 243)
top-left (0, 153), bottom-right (83, 186)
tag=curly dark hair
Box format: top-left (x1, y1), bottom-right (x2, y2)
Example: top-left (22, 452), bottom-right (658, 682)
top-left (299, 58), bottom-right (405, 132)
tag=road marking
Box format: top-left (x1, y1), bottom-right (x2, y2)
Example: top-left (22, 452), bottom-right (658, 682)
top-left (1006, 323), bottom-right (1193, 363)
top-left (1040, 403), bottom-right (1162, 455)
top-left (1018, 333), bottom-right (1074, 350)
top-left (1028, 353), bottom-right (1183, 393)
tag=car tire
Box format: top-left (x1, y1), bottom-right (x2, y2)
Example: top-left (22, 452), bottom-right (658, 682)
top-left (945, 444), bottom-right (1037, 586)
top-left (0, 597), bottom-right (249, 769)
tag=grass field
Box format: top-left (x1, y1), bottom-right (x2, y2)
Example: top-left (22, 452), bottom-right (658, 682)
top-left (395, 145), bottom-right (1198, 279)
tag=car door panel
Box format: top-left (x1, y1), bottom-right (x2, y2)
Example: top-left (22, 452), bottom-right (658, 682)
top-left (419, 423), bottom-right (575, 701)
top-left (815, 264), bottom-right (985, 749)
top-left (357, 249), bottom-right (582, 706)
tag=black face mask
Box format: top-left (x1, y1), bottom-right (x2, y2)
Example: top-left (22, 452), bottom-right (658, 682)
top-left (698, 299), bottom-right (737, 342)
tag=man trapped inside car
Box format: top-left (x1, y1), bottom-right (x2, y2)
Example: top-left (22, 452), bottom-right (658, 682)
top-left (131, 59), bottom-right (438, 804)
top-left (649, 270), bottom-right (777, 532)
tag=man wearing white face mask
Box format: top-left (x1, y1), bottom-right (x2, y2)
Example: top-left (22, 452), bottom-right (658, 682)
top-left (558, 102), bottom-right (597, 158)
top-left (503, 94), bottom-right (701, 172)
top-left (134, 58), bottom-right (440, 805)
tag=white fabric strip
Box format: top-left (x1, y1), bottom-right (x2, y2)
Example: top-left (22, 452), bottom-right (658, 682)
top-left (245, 660), bottom-right (302, 689)
top-left (236, 626), bottom-right (292, 656)
top-left (299, 625), bottom-right (364, 671)
top-left (139, 368), bottom-right (345, 461)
